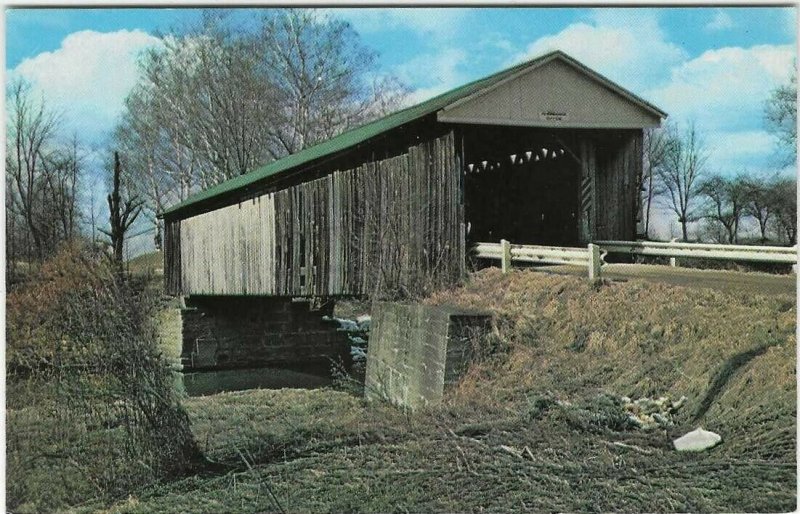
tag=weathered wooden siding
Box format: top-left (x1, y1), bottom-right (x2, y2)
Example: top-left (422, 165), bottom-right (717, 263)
top-left (164, 219), bottom-right (181, 295)
top-left (170, 131), bottom-right (462, 297)
top-left (180, 193), bottom-right (277, 295)
top-left (595, 130), bottom-right (642, 240)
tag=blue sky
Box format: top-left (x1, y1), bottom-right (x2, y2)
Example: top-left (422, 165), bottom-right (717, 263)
top-left (6, 6), bottom-right (797, 178)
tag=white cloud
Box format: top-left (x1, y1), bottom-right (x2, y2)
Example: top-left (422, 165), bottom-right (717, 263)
top-left (476, 32), bottom-right (516, 56)
top-left (704, 130), bottom-right (782, 173)
top-left (9, 29), bottom-right (162, 144)
top-left (394, 47), bottom-right (468, 104)
top-left (511, 10), bottom-right (687, 93)
top-left (649, 45), bottom-right (796, 175)
top-left (705, 10), bottom-right (735, 31)
top-left (329, 8), bottom-right (470, 39)
top-left (648, 45), bottom-right (795, 133)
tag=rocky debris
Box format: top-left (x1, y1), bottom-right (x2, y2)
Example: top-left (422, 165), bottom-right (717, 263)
top-left (325, 315), bottom-right (371, 335)
top-left (356, 315), bottom-right (371, 331)
top-left (545, 394), bottom-right (689, 432)
top-left (673, 427), bottom-right (722, 452)
top-left (325, 316), bottom-right (360, 332)
top-left (622, 395), bottom-right (687, 430)
top-left (324, 314), bottom-right (371, 360)
top-left (350, 346), bottom-right (367, 362)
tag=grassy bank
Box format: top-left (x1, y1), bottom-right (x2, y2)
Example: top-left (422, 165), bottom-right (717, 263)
top-left (107, 269), bottom-right (795, 513)
top-left (127, 250), bottom-right (164, 275)
top-left (6, 248), bottom-right (201, 513)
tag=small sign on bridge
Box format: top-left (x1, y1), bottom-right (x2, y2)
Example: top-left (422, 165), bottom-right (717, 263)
top-left (540, 110), bottom-right (569, 122)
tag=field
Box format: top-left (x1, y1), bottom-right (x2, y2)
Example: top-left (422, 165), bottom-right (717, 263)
top-left (127, 250), bottom-right (164, 276)
top-left (99, 268), bottom-right (796, 513)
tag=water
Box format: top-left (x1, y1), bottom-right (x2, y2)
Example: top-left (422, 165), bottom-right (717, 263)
top-left (177, 363), bottom-right (333, 397)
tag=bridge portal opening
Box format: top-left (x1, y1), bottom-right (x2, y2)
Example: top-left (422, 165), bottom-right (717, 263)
top-left (462, 126), bottom-right (582, 248)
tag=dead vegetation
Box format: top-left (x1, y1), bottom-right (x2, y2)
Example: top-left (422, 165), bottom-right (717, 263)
top-left (6, 246), bottom-right (202, 513)
top-left (427, 269), bottom-right (795, 461)
top-left (105, 268), bottom-right (794, 513)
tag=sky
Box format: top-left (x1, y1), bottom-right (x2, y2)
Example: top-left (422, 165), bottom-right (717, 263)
top-left (4, 6), bottom-right (798, 243)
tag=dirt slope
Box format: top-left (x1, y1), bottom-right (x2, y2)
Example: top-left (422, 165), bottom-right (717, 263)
top-left (427, 269), bottom-right (796, 457)
top-left (107, 269), bottom-right (796, 513)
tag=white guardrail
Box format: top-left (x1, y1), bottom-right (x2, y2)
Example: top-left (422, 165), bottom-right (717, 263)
top-left (473, 240), bottom-right (602, 281)
top-left (473, 239), bottom-right (797, 282)
top-left (596, 240), bottom-right (798, 265)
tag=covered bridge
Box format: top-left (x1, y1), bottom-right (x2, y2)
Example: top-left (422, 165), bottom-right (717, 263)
top-left (161, 50), bottom-right (665, 369)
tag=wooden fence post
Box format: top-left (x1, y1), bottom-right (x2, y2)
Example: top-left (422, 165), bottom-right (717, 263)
top-left (500, 239), bottom-right (511, 274)
top-left (588, 243), bottom-right (601, 282)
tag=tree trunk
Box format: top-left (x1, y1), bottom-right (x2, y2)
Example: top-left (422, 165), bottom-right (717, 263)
top-left (105, 151), bottom-right (142, 273)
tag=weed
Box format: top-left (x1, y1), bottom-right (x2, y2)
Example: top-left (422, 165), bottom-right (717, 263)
top-left (6, 245), bottom-right (202, 511)
top-left (98, 268), bottom-right (798, 513)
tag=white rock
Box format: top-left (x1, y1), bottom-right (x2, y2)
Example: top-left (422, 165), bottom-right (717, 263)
top-left (356, 315), bottom-right (371, 331)
top-left (673, 427), bottom-right (722, 452)
top-left (350, 346), bottom-right (367, 360)
top-left (333, 317), bottom-right (359, 332)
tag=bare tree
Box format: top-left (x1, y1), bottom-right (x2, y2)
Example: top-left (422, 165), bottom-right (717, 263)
top-left (139, 25), bottom-right (277, 181)
top-left (697, 218), bottom-right (729, 244)
top-left (765, 73), bottom-right (797, 165)
top-left (6, 81), bottom-right (60, 260)
top-left (41, 135), bottom-right (81, 243)
top-left (87, 175), bottom-right (101, 250)
top-left (741, 174), bottom-right (778, 243)
top-left (101, 152), bottom-right (143, 271)
top-left (698, 173), bottom-right (749, 244)
top-left (6, 80), bottom-right (82, 266)
top-left (657, 122), bottom-right (708, 241)
top-left (640, 125), bottom-right (669, 238)
top-left (114, 8), bottom-right (408, 235)
top-left (259, 9), bottom-right (408, 156)
top-left (114, 85), bottom-right (196, 250)
top-left (770, 176), bottom-right (797, 245)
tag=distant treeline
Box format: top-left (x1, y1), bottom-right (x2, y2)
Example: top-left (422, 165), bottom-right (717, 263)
top-left (638, 118), bottom-right (796, 245)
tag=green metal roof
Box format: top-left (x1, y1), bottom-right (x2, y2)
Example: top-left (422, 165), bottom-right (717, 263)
top-left (162, 50), bottom-right (665, 218)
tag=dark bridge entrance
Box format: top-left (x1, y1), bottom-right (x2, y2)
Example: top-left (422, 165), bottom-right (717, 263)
top-left (462, 126), bottom-right (581, 248)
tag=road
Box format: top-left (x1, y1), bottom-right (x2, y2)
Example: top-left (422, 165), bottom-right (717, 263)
top-left (542, 263), bottom-right (796, 297)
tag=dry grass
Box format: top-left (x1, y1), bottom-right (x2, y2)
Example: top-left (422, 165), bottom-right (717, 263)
top-left (6, 247), bottom-right (201, 513)
top-left (426, 268), bottom-right (795, 459)
top-left (106, 268), bottom-right (796, 513)
top-left (127, 250), bottom-right (163, 276)
top-left (183, 389), bottom-right (410, 466)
